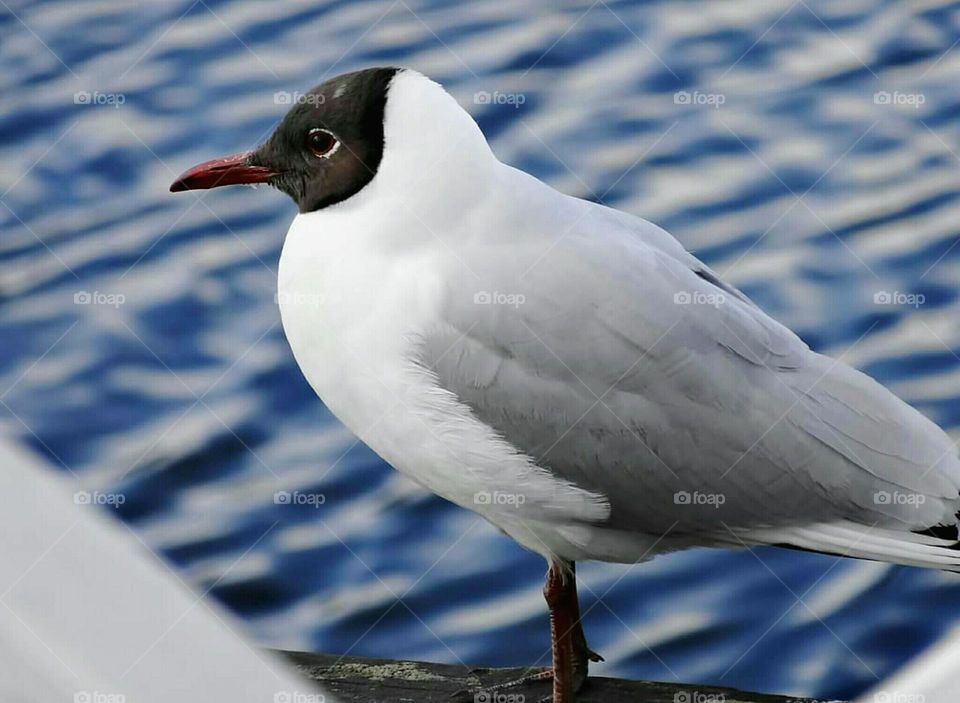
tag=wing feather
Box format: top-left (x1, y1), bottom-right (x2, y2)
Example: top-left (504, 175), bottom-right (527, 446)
top-left (419, 193), bottom-right (960, 538)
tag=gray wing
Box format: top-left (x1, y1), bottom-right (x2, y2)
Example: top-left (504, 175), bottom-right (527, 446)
top-left (419, 199), bottom-right (960, 536)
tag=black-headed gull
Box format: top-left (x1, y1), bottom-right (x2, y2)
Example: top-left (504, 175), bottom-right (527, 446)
top-left (171, 67), bottom-right (960, 703)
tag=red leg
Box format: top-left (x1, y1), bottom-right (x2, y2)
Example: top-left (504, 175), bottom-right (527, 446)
top-left (459, 561), bottom-right (600, 702)
top-left (543, 560), bottom-right (600, 702)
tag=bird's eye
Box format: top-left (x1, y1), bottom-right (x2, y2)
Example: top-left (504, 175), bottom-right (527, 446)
top-left (306, 128), bottom-right (339, 158)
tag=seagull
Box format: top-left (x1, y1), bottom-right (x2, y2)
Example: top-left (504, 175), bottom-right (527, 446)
top-left (171, 67), bottom-right (960, 702)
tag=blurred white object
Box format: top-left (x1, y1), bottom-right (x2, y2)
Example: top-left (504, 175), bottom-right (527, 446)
top-left (857, 623), bottom-right (960, 703)
top-left (0, 438), bottom-right (327, 703)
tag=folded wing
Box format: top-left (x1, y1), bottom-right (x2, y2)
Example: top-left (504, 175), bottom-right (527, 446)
top-left (419, 195), bottom-right (960, 550)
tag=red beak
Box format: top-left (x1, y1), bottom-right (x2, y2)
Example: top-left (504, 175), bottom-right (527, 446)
top-left (169, 152), bottom-right (277, 192)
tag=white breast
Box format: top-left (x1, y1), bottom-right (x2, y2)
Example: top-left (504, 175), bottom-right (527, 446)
top-left (277, 208), bottom-right (444, 479)
top-left (277, 206), bottom-right (610, 561)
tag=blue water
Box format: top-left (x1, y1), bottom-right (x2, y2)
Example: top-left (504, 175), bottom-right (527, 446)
top-left (3, 1), bottom-right (960, 699)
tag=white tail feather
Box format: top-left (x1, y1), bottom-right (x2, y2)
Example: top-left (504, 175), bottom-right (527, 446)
top-left (728, 521), bottom-right (960, 571)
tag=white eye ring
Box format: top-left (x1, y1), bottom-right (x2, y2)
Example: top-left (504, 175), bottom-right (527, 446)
top-left (306, 128), bottom-right (340, 159)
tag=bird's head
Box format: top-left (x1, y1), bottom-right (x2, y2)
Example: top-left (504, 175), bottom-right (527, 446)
top-left (170, 67), bottom-right (399, 213)
top-left (170, 67), bottom-right (493, 215)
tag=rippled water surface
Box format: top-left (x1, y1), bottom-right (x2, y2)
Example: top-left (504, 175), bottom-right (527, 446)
top-left (4, 1), bottom-right (960, 699)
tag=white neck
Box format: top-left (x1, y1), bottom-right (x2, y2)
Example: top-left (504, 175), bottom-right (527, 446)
top-left (324, 70), bottom-right (500, 234)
